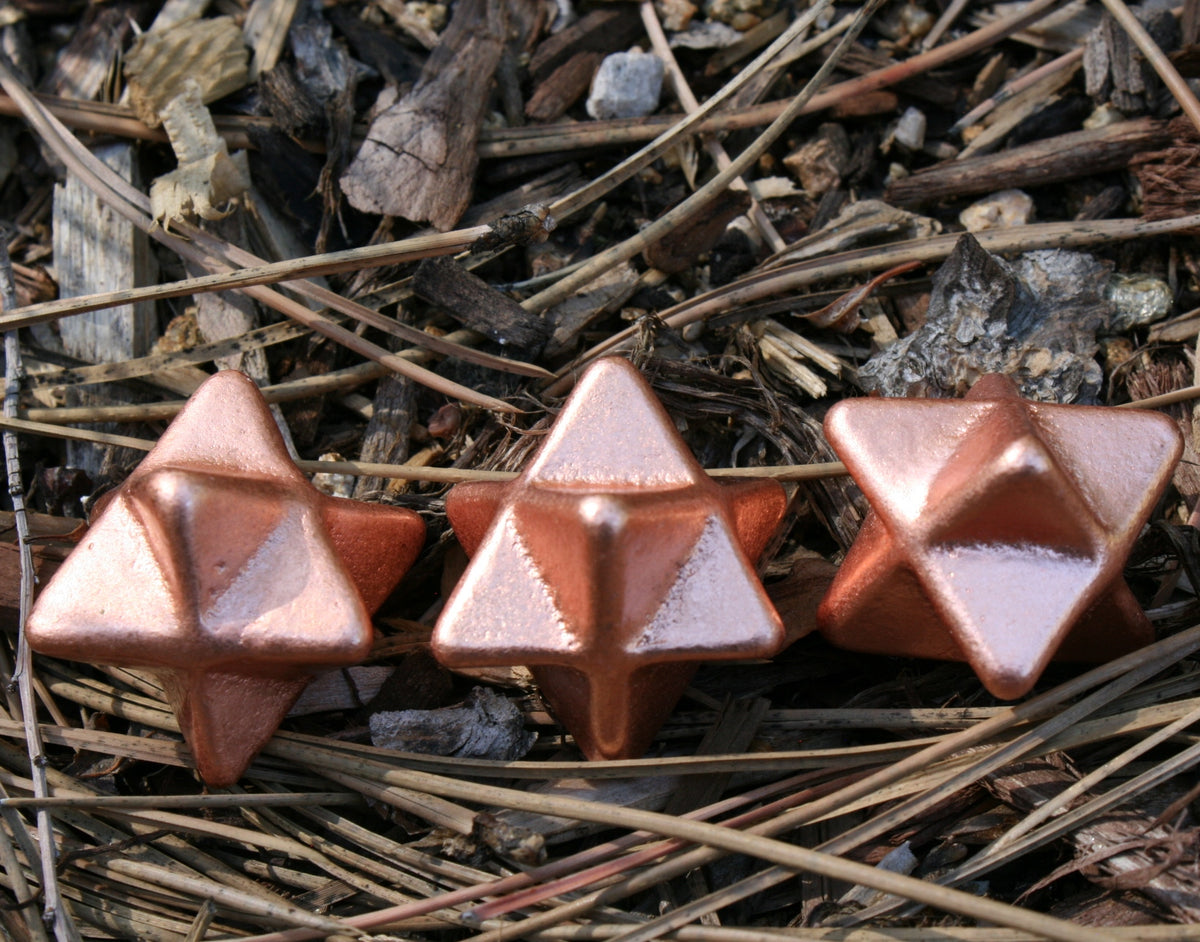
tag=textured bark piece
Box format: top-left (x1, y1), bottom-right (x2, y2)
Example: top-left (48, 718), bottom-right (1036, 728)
top-left (352, 373), bottom-right (413, 500)
top-left (1084, 6), bottom-right (1179, 113)
top-left (528, 8), bottom-right (641, 83)
top-left (525, 51), bottom-right (602, 122)
top-left (886, 118), bottom-right (1171, 206)
top-left (413, 255), bottom-right (549, 354)
top-left (38, 1), bottom-right (137, 98)
top-left (858, 234), bottom-right (1116, 404)
top-left (341, 0), bottom-right (538, 228)
top-left (988, 757), bottom-right (1200, 922)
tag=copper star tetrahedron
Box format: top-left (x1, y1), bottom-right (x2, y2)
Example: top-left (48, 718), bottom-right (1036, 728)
top-left (26, 371), bottom-right (426, 785)
top-left (817, 373), bottom-right (1182, 699)
top-left (433, 357), bottom-right (787, 760)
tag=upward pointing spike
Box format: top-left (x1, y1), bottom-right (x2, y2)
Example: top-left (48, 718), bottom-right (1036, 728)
top-left (528, 358), bottom-right (703, 488)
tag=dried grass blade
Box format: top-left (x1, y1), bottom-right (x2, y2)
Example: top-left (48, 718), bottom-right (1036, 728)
top-left (1, 241), bottom-right (78, 942)
top-left (554, 214), bottom-right (1200, 387)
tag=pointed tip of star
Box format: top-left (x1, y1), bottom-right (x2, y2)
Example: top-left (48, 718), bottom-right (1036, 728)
top-left (145, 370), bottom-right (301, 481)
top-left (527, 358), bottom-right (704, 488)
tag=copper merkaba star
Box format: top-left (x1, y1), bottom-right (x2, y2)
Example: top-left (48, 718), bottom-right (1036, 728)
top-left (27, 371), bottom-right (426, 786)
top-left (433, 357), bottom-right (787, 759)
top-left (818, 373), bottom-right (1182, 699)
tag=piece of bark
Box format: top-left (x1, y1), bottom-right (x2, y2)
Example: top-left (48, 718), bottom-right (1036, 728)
top-left (527, 7), bottom-right (642, 84)
top-left (1084, 5), bottom-right (1179, 113)
top-left (358, 651), bottom-right (455, 720)
top-left (525, 50), bottom-right (603, 122)
top-left (0, 510), bottom-right (79, 629)
top-left (341, 0), bottom-right (539, 228)
top-left (413, 255), bottom-right (549, 354)
top-left (644, 187), bottom-right (752, 274)
top-left (326, 5), bottom-right (423, 87)
top-left (767, 551), bottom-right (838, 647)
top-left (288, 666), bottom-right (394, 716)
top-left (987, 757), bottom-right (1200, 922)
top-left (259, 58), bottom-right (327, 139)
top-left (494, 774), bottom-right (683, 845)
top-left (38, 1), bottom-right (137, 98)
top-left (543, 261), bottom-right (640, 359)
top-left (369, 687), bottom-right (536, 761)
top-left (886, 117), bottom-right (1172, 206)
top-left (352, 374), bottom-right (414, 500)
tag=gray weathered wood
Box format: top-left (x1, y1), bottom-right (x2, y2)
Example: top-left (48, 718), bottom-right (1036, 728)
top-left (52, 143), bottom-right (157, 476)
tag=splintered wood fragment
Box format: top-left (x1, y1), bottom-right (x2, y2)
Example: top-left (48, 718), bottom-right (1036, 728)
top-left (52, 143), bottom-right (157, 476)
top-left (414, 255), bottom-right (549, 354)
top-left (352, 375), bottom-right (414, 501)
top-left (759, 334), bottom-right (828, 398)
top-left (341, 0), bottom-right (538, 229)
top-left (887, 117), bottom-right (1172, 205)
top-left (243, 0), bottom-right (302, 80)
top-left (543, 261), bottom-right (640, 359)
top-left (525, 51), bottom-right (603, 122)
top-left (527, 7), bottom-right (642, 83)
top-left (39, 1), bottom-right (135, 99)
top-left (124, 16), bottom-right (250, 127)
top-left (761, 320), bottom-right (844, 375)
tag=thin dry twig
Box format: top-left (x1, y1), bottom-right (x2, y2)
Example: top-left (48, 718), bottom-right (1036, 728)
top-left (1, 245), bottom-right (77, 941)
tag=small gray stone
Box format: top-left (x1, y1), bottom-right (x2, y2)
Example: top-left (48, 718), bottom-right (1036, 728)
top-left (587, 50), bottom-right (665, 120)
top-left (893, 106), bottom-right (927, 151)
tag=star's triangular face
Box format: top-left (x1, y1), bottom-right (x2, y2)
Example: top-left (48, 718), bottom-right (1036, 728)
top-left (434, 507), bottom-right (575, 665)
top-left (824, 398), bottom-right (994, 530)
top-left (144, 370), bottom-right (302, 483)
top-left (165, 669), bottom-right (309, 787)
top-left (25, 496), bottom-right (182, 665)
top-left (920, 544), bottom-right (1105, 699)
top-left (527, 358), bottom-right (703, 489)
top-left (633, 514), bottom-right (783, 659)
top-left (1030, 407), bottom-right (1182, 546)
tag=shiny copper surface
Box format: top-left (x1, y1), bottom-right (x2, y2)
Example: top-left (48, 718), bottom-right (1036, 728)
top-left (818, 373), bottom-right (1182, 699)
top-left (27, 371), bottom-right (425, 785)
top-left (433, 357), bottom-right (787, 760)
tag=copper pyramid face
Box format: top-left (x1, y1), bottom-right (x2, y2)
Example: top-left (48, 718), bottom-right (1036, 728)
top-left (527, 358), bottom-right (704, 489)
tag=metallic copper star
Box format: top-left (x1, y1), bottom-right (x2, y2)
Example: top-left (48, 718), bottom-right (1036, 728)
top-left (433, 358), bottom-right (787, 759)
top-left (818, 373), bottom-right (1182, 699)
top-left (27, 371), bottom-right (425, 786)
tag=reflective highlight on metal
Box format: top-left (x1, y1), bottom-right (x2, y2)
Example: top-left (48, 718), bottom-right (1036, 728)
top-left (27, 371), bottom-right (426, 786)
top-left (433, 358), bottom-right (787, 759)
top-left (818, 373), bottom-right (1182, 699)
